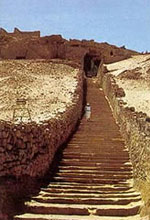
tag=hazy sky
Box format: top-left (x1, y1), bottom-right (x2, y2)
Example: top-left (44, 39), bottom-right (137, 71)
top-left (0, 0), bottom-right (149, 52)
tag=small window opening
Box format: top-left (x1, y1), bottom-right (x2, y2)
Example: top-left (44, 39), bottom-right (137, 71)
top-left (16, 56), bottom-right (26, 59)
top-left (110, 51), bottom-right (113, 56)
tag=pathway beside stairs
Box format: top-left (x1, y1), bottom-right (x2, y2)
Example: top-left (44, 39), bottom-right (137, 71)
top-left (15, 79), bottom-right (142, 220)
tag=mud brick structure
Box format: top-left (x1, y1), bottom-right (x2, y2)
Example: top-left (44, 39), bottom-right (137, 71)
top-left (0, 28), bottom-right (40, 39)
top-left (0, 28), bottom-right (137, 66)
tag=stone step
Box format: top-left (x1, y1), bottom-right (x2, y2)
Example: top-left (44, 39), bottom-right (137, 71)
top-left (61, 158), bottom-right (129, 164)
top-left (13, 80), bottom-right (142, 219)
top-left (60, 160), bottom-right (132, 168)
top-left (68, 136), bottom-right (124, 140)
top-left (63, 153), bottom-right (130, 159)
top-left (46, 184), bottom-right (134, 194)
top-left (39, 190), bottom-right (141, 198)
top-left (14, 213), bottom-right (141, 220)
top-left (63, 149), bottom-right (130, 157)
top-left (62, 154), bottom-right (129, 162)
top-left (32, 196), bottom-right (141, 206)
top-left (71, 133), bottom-right (123, 137)
top-left (58, 169), bottom-right (133, 175)
top-left (40, 187), bottom-right (139, 195)
top-left (71, 133), bottom-right (123, 136)
top-left (58, 165), bottom-right (133, 172)
top-left (67, 142), bottom-right (123, 145)
top-left (66, 144), bottom-right (127, 150)
top-left (73, 140), bottom-right (124, 143)
top-left (47, 182), bottom-right (134, 189)
top-left (53, 176), bottom-right (132, 184)
top-left (67, 143), bottom-right (126, 147)
top-left (56, 172), bottom-right (133, 179)
top-left (64, 151), bottom-right (128, 156)
top-left (22, 200), bottom-right (141, 216)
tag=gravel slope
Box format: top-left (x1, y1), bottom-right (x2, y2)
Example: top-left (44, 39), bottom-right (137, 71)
top-left (0, 60), bottom-right (79, 123)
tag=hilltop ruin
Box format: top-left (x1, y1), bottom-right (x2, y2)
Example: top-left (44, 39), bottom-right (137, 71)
top-left (0, 28), bottom-right (138, 73)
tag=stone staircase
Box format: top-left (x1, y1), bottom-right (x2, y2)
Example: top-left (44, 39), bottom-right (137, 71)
top-left (14, 79), bottom-right (142, 220)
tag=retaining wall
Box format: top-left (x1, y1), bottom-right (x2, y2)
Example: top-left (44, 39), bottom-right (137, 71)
top-left (0, 69), bottom-right (84, 178)
top-left (97, 64), bottom-right (150, 216)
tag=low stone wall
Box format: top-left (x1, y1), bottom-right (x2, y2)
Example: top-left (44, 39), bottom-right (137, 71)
top-left (0, 69), bottom-right (84, 178)
top-left (97, 64), bottom-right (150, 216)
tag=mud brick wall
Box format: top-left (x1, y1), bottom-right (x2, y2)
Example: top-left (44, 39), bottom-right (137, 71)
top-left (0, 28), bottom-right (137, 61)
top-left (0, 70), bottom-right (84, 178)
top-left (0, 28), bottom-right (40, 38)
top-left (97, 64), bottom-right (150, 181)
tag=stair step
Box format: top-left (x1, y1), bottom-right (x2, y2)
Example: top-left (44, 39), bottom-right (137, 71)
top-left (47, 182), bottom-right (134, 189)
top-left (60, 160), bottom-right (132, 168)
top-left (62, 155), bottom-right (129, 162)
top-left (39, 190), bottom-right (141, 198)
top-left (56, 172), bottom-right (133, 179)
top-left (58, 169), bottom-right (133, 175)
top-left (61, 158), bottom-right (129, 164)
top-left (63, 152), bottom-right (130, 158)
top-left (58, 165), bottom-right (133, 172)
top-left (65, 147), bottom-right (128, 154)
top-left (23, 200), bottom-right (141, 216)
top-left (32, 195), bottom-right (141, 205)
top-left (40, 187), bottom-right (139, 195)
top-left (14, 213), bottom-right (141, 220)
top-left (53, 176), bottom-right (132, 184)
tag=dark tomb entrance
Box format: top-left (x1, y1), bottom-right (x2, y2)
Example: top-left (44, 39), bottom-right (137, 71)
top-left (83, 53), bottom-right (101, 77)
top-left (16, 56), bottom-right (26, 59)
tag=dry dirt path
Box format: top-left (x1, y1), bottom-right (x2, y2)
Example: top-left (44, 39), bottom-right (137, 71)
top-left (15, 79), bottom-right (142, 220)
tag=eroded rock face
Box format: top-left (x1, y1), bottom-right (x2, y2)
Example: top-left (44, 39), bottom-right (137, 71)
top-left (0, 60), bottom-right (84, 178)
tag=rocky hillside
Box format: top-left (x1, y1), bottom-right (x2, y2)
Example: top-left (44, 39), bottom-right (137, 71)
top-left (106, 54), bottom-right (150, 117)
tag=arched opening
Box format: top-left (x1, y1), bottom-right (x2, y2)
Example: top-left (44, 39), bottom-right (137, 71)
top-left (110, 51), bottom-right (113, 56)
top-left (93, 58), bottom-right (101, 76)
top-left (83, 54), bottom-right (92, 75)
top-left (83, 53), bottom-right (101, 77)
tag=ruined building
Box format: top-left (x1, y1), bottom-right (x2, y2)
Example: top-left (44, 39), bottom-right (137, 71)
top-left (0, 28), bottom-right (138, 76)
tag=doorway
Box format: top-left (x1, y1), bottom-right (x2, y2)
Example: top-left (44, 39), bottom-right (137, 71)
top-left (83, 53), bottom-right (100, 77)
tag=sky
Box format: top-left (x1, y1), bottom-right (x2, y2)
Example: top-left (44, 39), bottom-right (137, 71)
top-left (0, 0), bottom-right (149, 52)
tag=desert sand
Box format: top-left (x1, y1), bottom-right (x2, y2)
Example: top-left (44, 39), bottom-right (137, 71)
top-left (0, 60), bottom-right (79, 123)
top-left (106, 54), bottom-right (150, 117)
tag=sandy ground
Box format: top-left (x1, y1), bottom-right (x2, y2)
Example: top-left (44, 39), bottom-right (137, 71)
top-left (0, 60), bottom-right (79, 123)
top-left (106, 54), bottom-right (150, 117)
